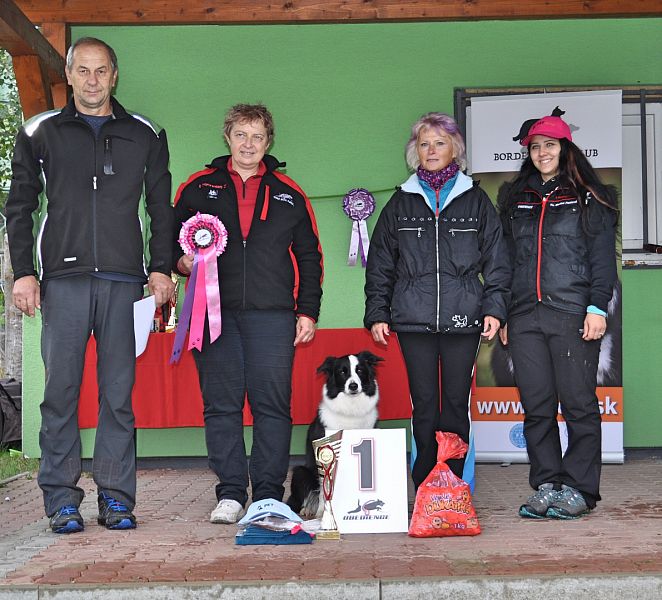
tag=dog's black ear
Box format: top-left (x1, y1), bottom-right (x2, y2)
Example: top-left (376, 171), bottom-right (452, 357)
top-left (317, 356), bottom-right (337, 375)
top-left (356, 351), bottom-right (384, 366)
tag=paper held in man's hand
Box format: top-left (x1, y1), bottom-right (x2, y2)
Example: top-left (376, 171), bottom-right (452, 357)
top-left (134, 295), bottom-right (157, 357)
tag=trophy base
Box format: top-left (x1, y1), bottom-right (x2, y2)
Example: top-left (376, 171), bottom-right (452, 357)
top-left (316, 529), bottom-right (341, 540)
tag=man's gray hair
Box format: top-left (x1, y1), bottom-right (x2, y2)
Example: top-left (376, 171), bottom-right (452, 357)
top-left (65, 37), bottom-right (118, 73)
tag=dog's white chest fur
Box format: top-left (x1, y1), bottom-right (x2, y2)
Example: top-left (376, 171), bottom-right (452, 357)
top-left (319, 388), bottom-right (379, 431)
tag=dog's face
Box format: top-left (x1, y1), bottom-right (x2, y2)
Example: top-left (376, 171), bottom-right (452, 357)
top-left (317, 351), bottom-right (383, 399)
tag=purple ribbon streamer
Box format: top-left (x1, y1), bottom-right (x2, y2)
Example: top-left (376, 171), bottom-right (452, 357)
top-left (169, 253), bottom-right (201, 364)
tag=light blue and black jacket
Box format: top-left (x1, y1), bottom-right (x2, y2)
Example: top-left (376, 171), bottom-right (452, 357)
top-left (365, 171), bottom-right (510, 334)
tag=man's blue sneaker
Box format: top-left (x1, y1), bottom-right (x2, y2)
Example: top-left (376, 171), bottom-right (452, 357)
top-left (50, 505), bottom-right (84, 533)
top-left (97, 492), bottom-right (137, 530)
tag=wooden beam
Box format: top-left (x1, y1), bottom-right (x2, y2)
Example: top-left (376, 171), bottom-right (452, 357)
top-left (14, 0), bottom-right (662, 25)
top-left (0, 0), bottom-right (65, 83)
top-left (12, 53), bottom-right (52, 118)
top-left (41, 22), bottom-right (69, 108)
top-left (40, 21), bottom-right (68, 57)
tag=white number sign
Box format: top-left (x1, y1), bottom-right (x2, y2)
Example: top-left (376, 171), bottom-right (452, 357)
top-left (331, 428), bottom-right (409, 534)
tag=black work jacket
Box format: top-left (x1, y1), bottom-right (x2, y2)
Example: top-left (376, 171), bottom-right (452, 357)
top-left (6, 97), bottom-right (172, 281)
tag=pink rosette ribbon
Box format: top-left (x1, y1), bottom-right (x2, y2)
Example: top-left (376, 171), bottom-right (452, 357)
top-left (170, 213), bottom-right (228, 363)
top-left (343, 188), bottom-right (375, 267)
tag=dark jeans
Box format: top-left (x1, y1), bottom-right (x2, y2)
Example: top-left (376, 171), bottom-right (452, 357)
top-left (193, 309), bottom-right (296, 507)
top-left (397, 331), bottom-right (481, 488)
top-left (39, 275), bottom-right (143, 516)
top-left (509, 304), bottom-right (602, 507)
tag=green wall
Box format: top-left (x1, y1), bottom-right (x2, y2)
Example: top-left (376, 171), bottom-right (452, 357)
top-left (21, 18), bottom-right (662, 458)
top-left (621, 269), bottom-right (662, 447)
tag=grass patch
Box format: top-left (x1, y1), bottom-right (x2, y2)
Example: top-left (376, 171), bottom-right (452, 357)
top-left (0, 448), bottom-right (39, 482)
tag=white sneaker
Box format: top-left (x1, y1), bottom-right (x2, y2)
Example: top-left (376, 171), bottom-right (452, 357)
top-left (210, 499), bottom-right (246, 524)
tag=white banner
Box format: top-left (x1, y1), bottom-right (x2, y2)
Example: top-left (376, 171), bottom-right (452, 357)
top-left (468, 89), bottom-right (624, 465)
top-left (468, 90), bottom-right (623, 173)
top-left (473, 422), bottom-right (624, 464)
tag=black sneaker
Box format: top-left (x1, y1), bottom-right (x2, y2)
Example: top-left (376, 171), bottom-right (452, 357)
top-left (518, 483), bottom-right (559, 519)
top-left (97, 492), bottom-right (137, 530)
top-left (50, 505), bottom-right (84, 534)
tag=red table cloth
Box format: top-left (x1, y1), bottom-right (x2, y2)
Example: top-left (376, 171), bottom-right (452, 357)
top-left (78, 328), bottom-right (412, 428)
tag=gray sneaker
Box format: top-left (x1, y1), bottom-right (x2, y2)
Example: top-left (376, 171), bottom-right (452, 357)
top-left (518, 483), bottom-right (559, 519)
top-left (546, 485), bottom-right (590, 519)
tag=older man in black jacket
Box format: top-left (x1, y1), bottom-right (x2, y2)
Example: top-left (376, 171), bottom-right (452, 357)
top-left (6, 37), bottom-right (174, 533)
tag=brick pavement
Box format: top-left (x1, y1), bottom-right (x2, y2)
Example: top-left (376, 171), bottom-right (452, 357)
top-left (0, 455), bottom-right (660, 597)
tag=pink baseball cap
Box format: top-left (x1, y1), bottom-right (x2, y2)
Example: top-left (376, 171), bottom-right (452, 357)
top-left (520, 116), bottom-right (572, 146)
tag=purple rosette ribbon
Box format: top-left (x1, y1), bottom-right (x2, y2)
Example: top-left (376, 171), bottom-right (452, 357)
top-left (170, 213), bottom-right (228, 363)
top-left (343, 188), bottom-right (375, 267)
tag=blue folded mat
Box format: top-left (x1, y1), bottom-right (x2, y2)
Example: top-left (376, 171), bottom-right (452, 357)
top-left (235, 525), bottom-right (313, 545)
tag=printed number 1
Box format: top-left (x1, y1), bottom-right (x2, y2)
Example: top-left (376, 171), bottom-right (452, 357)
top-left (351, 438), bottom-right (375, 490)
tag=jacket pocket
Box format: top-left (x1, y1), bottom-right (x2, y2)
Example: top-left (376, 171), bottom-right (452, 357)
top-left (441, 275), bottom-right (483, 331)
top-left (568, 263), bottom-right (591, 284)
top-left (443, 224), bottom-right (480, 267)
top-left (448, 227), bottom-right (478, 236)
top-left (511, 210), bottom-right (537, 241)
top-left (397, 226), bottom-right (426, 238)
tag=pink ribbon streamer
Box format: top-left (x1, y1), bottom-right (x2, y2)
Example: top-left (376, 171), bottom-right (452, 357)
top-left (203, 245), bottom-right (222, 343)
top-left (188, 246), bottom-right (222, 351)
top-left (188, 250), bottom-right (208, 351)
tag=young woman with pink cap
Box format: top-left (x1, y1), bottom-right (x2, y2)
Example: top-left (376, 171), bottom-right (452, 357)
top-left (497, 115), bottom-right (619, 519)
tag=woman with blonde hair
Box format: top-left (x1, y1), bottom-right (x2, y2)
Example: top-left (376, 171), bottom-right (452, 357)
top-left (365, 112), bottom-right (510, 489)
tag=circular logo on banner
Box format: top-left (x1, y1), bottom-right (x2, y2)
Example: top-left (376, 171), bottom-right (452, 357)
top-left (509, 423), bottom-right (527, 449)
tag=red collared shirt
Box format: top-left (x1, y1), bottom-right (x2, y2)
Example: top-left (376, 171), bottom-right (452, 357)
top-left (228, 159), bottom-right (267, 240)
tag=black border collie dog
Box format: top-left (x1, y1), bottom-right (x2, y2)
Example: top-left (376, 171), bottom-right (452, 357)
top-left (286, 351), bottom-right (383, 517)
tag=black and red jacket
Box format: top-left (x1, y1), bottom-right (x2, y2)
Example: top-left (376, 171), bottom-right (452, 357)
top-left (173, 154), bottom-right (323, 321)
top-left (500, 177), bottom-right (617, 318)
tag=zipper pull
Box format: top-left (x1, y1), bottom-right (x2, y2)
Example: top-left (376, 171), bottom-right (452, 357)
top-left (93, 176), bottom-right (97, 190)
top-left (417, 227), bottom-right (422, 238)
top-left (243, 240), bottom-right (247, 248)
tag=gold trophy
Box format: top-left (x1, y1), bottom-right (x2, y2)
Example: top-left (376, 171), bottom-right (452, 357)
top-left (312, 431), bottom-right (343, 540)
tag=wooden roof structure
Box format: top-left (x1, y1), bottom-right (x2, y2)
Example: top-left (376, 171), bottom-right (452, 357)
top-left (2, 0), bottom-right (661, 118)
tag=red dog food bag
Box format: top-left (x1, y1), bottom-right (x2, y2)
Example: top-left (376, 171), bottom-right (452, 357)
top-left (408, 431), bottom-right (481, 537)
